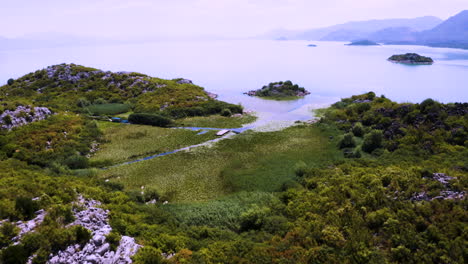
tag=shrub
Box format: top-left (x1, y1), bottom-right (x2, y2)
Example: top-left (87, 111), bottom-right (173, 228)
top-left (362, 130), bottom-right (383, 153)
top-left (106, 232), bottom-right (121, 251)
top-left (64, 155), bottom-right (89, 170)
top-left (128, 113), bottom-right (173, 127)
top-left (73, 226), bottom-right (91, 245)
top-left (77, 98), bottom-right (91, 108)
top-left (0, 222), bottom-right (18, 248)
top-left (294, 161), bottom-right (308, 177)
top-left (7, 79), bottom-right (14, 86)
top-left (133, 246), bottom-right (165, 264)
top-left (352, 122), bottom-right (364, 137)
top-left (339, 133), bottom-right (356, 149)
top-left (0, 245), bottom-right (28, 264)
top-left (86, 104), bottom-right (131, 116)
top-left (221, 108), bottom-right (232, 117)
top-left (93, 98), bottom-right (108, 105)
top-left (240, 206), bottom-right (271, 231)
top-left (15, 197), bottom-right (39, 220)
top-left (2, 115), bottom-right (12, 125)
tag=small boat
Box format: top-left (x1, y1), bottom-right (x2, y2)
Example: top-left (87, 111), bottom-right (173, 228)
top-left (216, 129), bottom-right (230, 136)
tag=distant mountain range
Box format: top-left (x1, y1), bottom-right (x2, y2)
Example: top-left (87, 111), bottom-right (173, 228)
top-left (262, 10), bottom-right (468, 49)
top-left (260, 16), bottom-right (442, 41)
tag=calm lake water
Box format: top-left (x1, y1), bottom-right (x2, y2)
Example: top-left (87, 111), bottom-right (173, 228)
top-left (1, 40), bottom-right (467, 128)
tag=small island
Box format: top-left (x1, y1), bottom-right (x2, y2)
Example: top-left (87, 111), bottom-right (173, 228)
top-left (388, 53), bottom-right (434, 64)
top-left (244, 81), bottom-right (310, 100)
top-left (345, 40), bottom-right (380, 46)
top-left (307, 44), bottom-right (317, 47)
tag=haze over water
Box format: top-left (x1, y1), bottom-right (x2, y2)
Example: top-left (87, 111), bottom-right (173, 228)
top-left (1, 40), bottom-right (467, 127)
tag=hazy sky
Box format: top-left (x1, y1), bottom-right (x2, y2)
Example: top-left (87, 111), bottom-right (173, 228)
top-left (2, 0), bottom-right (468, 38)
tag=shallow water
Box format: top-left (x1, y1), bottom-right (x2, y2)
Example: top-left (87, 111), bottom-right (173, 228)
top-left (1, 40), bottom-right (467, 128)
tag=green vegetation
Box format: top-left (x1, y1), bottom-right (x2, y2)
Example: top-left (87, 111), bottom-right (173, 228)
top-left (0, 63), bottom-right (241, 120)
top-left (100, 124), bottom-right (342, 202)
top-left (128, 113), bottom-right (173, 127)
top-left (174, 114), bottom-right (257, 128)
top-left (245, 80), bottom-right (310, 99)
top-left (388, 53), bottom-right (434, 64)
top-left (7, 79), bottom-right (14, 86)
top-left (90, 122), bottom-right (217, 165)
top-left (0, 81), bottom-right (466, 263)
top-left (85, 103), bottom-right (131, 116)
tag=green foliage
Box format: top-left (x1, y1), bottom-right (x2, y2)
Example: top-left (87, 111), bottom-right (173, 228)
top-left (132, 246), bottom-right (165, 264)
top-left (389, 53), bottom-right (434, 63)
top-left (7, 79), bottom-right (14, 86)
top-left (362, 130), bottom-right (383, 153)
top-left (339, 133), bottom-right (357, 149)
top-left (220, 108), bottom-right (232, 117)
top-left (1, 244), bottom-right (28, 264)
top-left (77, 97), bottom-right (91, 108)
top-left (106, 232), bottom-right (121, 251)
top-left (0, 222), bottom-right (18, 248)
top-left (251, 80), bottom-right (308, 99)
top-left (64, 154), bottom-right (89, 169)
top-left (294, 161), bottom-right (308, 177)
top-left (128, 113), bottom-right (173, 127)
top-left (93, 98), bottom-right (108, 105)
top-left (239, 205), bottom-right (271, 231)
top-left (15, 197), bottom-right (39, 220)
top-left (352, 122), bottom-right (364, 137)
top-left (85, 103), bottom-right (131, 116)
top-left (2, 115), bottom-right (12, 125)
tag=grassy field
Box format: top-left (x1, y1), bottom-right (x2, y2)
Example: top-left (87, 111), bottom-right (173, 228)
top-left (85, 103), bottom-right (131, 115)
top-left (174, 114), bottom-right (257, 128)
top-left (91, 122), bottom-right (218, 165)
top-left (99, 123), bottom-right (342, 202)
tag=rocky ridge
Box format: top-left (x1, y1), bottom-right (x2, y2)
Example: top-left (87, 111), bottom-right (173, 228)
top-left (0, 106), bottom-right (52, 130)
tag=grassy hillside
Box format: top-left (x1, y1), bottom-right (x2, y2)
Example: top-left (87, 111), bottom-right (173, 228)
top-left (1, 64), bottom-right (242, 118)
top-left (0, 91), bottom-right (466, 263)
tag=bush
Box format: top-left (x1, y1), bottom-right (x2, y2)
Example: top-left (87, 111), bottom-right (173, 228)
top-left (77, 98), bottom-right (91, 108)
top-left (2, 115), bottom-right (12, 125)
top-left (0, 245), bottom-right (28, 264)
top-left (339, 133), bottom-right (356, 149)
top-left (93, 98), bottom-right (108, 105)
top-left (294, 161), bottom-right (308, 177)
top-left (221, 108), bottom-right (232, 117)
top-left (240, 206), bottom-right (271, 231)
top-left (352, 122), bottom-right (364, 137)
top-left (0, 222), bottom-right (18, 248)
top-left (133, 246), bottom-right (165, 264)
top-left (128, 113), bottom-right (173, 127)
top-left (15, 197), bottom-right (39, 220)
top-left (86, 104), bottom-right (131, 116)
top-left (362, 130), bottom-right (383, 153)
top-left (106, 232), bottom-right (121, 251)
top-left (64, 155), bottom-right (89, 170)
top-left (7, 78), bottom-right (14, 86)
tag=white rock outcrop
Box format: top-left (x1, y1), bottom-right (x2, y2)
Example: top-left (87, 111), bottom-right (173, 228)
top-left (48, 196), bottom-right (141, 264)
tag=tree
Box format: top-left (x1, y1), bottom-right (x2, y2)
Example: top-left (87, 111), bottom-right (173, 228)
top-left (352, 122), bottom-right (364, 137)
top-left (7, 79), bottom-right (14, 86)
top-left (339, 133), bottom-right (356, 149)
top-left (362, 130), bottom-right (383, 153)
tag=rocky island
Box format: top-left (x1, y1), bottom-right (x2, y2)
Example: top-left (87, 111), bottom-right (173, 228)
top-left (244, 81), bottom-right (310, 100)
top-left (388, 53), bottom-right (434, 64)
top-left (345, 40), bottom-right (380, 46)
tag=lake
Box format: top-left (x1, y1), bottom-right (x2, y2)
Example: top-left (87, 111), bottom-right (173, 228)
top-left (1, 40), bottom-right (467, 129)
